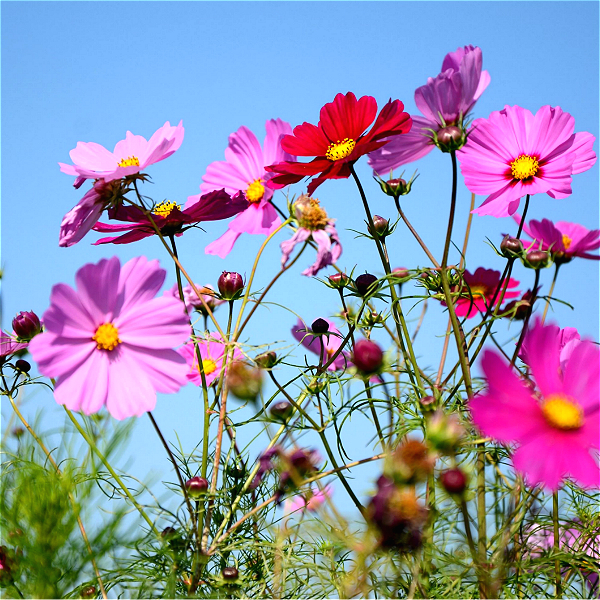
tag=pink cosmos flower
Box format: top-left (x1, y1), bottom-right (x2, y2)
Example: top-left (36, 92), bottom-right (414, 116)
top-left (285, 484), bottom-right (333, 515)
top-left (178, 333), bottom-right (244, 387)
top-left (59, 121), bottom-right (184, 187)
top-left (29, 256), bottom-right (191, 420)
top-left (281, 195), bottom-right (342, 277)
top-left (201, 120), bottom-right (296, 258)
top-left (167, 283), bottom-right (224, 316)
top-left (469, 320), bottom-right (600, 490)
top-left (292, 319), bottom-right (350, 371)
top-left (457, 105), bottom-right (597, 217)
top-left (92, 189), bottom-right (248, 245)
top-left (513, 214), bottom-right (600, 261)
top-left (449, 267), bottom-right (520, 318)
top-left (0, 333), bottom-right (28, 359)
top-left (369, 45), bottom-right (490, 173)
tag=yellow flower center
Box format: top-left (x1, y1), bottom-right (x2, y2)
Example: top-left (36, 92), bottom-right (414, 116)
top-left (510, 154), bottom-right (539, 180)
top-left (326, 138), bottom-right (356, 161)
top-left (153, 200), bottom-right (181, 218)
top-left (118, 156), bottom-right (140, 168)
top-left (295, 197), bottom-right (329, 231)
top-left (92, 323), bottom-right (121, 351)
top-left (562, 234), bottom-right (572, 250)
top-left (245, 179), bottom-right (265, 203)
top-left (201, 359), bottom-right (217, 375)
top-left (467, 285), bottom-right (488, 298)
top-left (541, 394), bottom-right (584, 430)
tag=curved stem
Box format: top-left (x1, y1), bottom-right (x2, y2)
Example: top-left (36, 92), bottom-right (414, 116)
top-left (441, 151), bottom-right (459, 269)
top-left (394, 198), bottom-right (440, 268)
top-left (542, 263), bottom-right (561, 324)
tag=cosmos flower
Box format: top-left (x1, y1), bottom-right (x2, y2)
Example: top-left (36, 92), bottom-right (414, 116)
top-left (201, 119), bottom-right (295, 257)
top-left (513, 215), bottom-right (600, 261)
top-left (92, 189), bottom-right (248, 245)
top-left (0, 333), bottom-right (28, 360)
top-left (59, 121), bottom-right (184, 187)
top-left (285, 484), bottom-right (333, 515)
top-left (457, 105), bottom-right (597, 217)
top-left (292, 318), bottom-right (350, 371)
top-left (167, 283), bottom-right (224, 316)
top-left (29, 256), bottom-right (191, 419)
top-left (369, 45), bottom-right (490, 173)
top-left (281, 195), bottom-right (342, 277)
top-left (266, 92), bottom-right (411, 194)
top-left (450, 267), bottom-right (520, 318)
top-left (178, 333), bottom-right (244, 387)
top-left (469, 320), bottom-right (599, 490)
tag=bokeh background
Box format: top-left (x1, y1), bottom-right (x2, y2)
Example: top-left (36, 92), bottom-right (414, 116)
top-left (1, 1), bottom-right (598, 518)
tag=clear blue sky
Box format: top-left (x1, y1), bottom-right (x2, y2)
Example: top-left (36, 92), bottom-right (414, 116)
top-left (1, 1), bottom-right (598, 517)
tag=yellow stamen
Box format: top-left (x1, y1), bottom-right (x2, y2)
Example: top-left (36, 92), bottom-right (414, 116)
top-left (542, 394), bottom-right (584, 430)
top-left (153, 200), bottom-right (181, 218)
top-left (510, 154), bottom-right (539, 180)
top-left (562, 234), bottom-right (572, 250)
top-left (201, 359), bottom-right (217, 375)
top-left (93, 323), bottom-right (121, 351)
top-left (467, 285), bottom-right (488, 298)
top-left (118, 156), bottom-right (140, 168)
top-left (326, 138), bottom-right (356, 161)
top-left (294, 195), bottom-right (329, 231)
top-left (245, 179), bottom-right (265, 203)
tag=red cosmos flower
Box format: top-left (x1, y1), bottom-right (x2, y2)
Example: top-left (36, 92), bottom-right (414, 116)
top-left (266, 92), bottom-right (412, 194)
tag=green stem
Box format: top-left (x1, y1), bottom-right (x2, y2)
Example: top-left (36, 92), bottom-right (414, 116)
top-left (553, 492), bottom-right (561, 598)
top-left (542, 263), bottom-right (561, 324)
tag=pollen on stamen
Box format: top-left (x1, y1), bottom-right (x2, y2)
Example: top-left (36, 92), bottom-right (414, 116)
top-left (245, 179), bottom-right (265, 203)
top-left (93, 323), bottom-right (121, 351)
top-left (541, 394), bottom-right (584, 430)
top-left (510, 154), bottom-right (539, 180)
top-left (153, 200), bottom-right (181, 218)
top-left (326, 138), bottom-right (356, 161)
top-left (562, 234), bottom-right (573, 250)
top-left (118, 156), bottom-right (140, 168)
top-left (201, 359), bottom-right (217, 375)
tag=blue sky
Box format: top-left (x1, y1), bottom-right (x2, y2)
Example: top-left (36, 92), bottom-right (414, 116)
top-left (1, 1), bottom-right (598, 517)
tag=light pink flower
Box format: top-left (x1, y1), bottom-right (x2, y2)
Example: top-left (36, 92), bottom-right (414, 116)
top-left (201, 120), bottom-right (295, 258)
top-left (513, 214), bottom-right (600, 261)
top-left (59, 121), bottom-right (184, 187)
top-left (469, 320), bottom-right (599, 491)
top-left (178, 333), bottom-right (244, 387)
top-left (292, 319), bottom-right (350, 371)
top-left (167, 283), bottom-right (224, 316)
top-left (285, 484), bottom-right (333, 515)
top-left (458, 105), bottom-right (597, 217)
top-left (0, 333), bottom-right (28, 359)
top-left (29, 257), bottom-right (191, 419)
top-left (369, 45), bottom-right (490, 173)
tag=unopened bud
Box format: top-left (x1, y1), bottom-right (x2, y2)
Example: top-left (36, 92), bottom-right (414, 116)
top-left (392, 267), bottom-right (409, 280)
top-left (12, 311), bottom-right (41, 341)
top-left (441, 468), bottom-right (468, 495)
top-left (376, 173), bottom-right (417, 199)
top-left (15, 359), bottom-right (31, 373)
top-left (311, 318), bottom-right (329, 334)
top-left (500, 235), bottom-right (523, 257)
top-left (328, 272), bottom-right (350, 289)
top-left (218, 271), bottom-right (244, 300)
top-left (525, 250), bottom-right (551, 269)
top-left (255, 351), bottom-right (277, 369)
top-left (368, 215), bottom-right (390, 238)
top-left (419, 395), bottom-right (436, 411)
top-left (435, 126), bottom-right (465, 152)
top-left (227, 361), bottom-right (262, 402)
top-left (427, 410), bottom-right (465, 454)
top-left (270, 401), bottom-right (293, 422)
top-left (354, 273), bottom-right (378, 296)
top-left (185, 476), bottom-right (209, 498)
top-left (80, 585), bottom-right (97, 599)
top-left (352, 339), bottom-right (384, 375)
top-left (222, 567), bottom-right (239, 581)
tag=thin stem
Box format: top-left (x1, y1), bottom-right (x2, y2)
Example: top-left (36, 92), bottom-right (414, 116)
top-left (441, 150), bottom-right (459, 269)
top-left (553, 492), bottom-right (561, 598)
top-left (364, 380), bottom-right (386, 448)
top-left (542, 263), bottom-right (561, 324)
top-left (394, 198), bottom-right (440, 268)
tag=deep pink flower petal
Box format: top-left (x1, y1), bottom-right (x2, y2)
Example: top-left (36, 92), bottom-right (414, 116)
top-left (562, 341), bottom-right (600, 415)
top-left (74, 256), bottom-right (121, 324)
top-left (569, 131), bottom-right (597, 174)
top-left (523, 320), bottom-right (563, 398)
top-left (222, 126), bottom-right (264, 184)
top-left (59, 186), bottom-right (106, 247)
top-left (42, 283), bottom-right (96, 337)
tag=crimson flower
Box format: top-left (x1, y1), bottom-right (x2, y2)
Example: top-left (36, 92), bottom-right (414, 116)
top-left (266, 92), bottom-right (412, 194)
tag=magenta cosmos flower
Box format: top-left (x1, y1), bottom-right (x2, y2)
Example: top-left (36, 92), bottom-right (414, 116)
top-left (92, 189), bottom-right (248, 244)
top-left (29, 257), bottom-right (191, 419)
top-left (369, 45), bottom-right (490, 173)
top-left (281, 195), bottom-right (342, 277)
top-left (59, 121), bottom-right (184, 187)
top-left (457, 105), bottom-right (597, 217)
top-left (0, 333), bottom-right (28, 360)
top-left (201, 119), bottom-right (296, 258)
top-left (266, 92), bottom-right (411, 194)
top-left (178, 333), bottom-right (244, 386)
top-left (513, 215), bottom-right (600, 261)
top-left (292, 319), bottom-right (350, 371)
top-left (470, 320), bottom-right (599, 490)
top-left (448, 267), bottom-right (520, 318)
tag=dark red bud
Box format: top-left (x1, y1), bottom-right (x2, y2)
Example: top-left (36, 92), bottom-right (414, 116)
top-left (81, 586), bottom-right (97, 599)
top-left (441, 468), bottom-right (467, 495)
top-left (185, 476), bottom-right (209, 498)
top-left (12, 311), bottom-right (41, 341)
top-left (270, 400), bottom-right (293, 422)
top-left (311, 318), bottom-right (329, 334)
top-left (419, 395), bottom-right (436, 410)
top-left (328, 272), bottom-right (350, 289)
top-left (255, 351), bottom-right (277, 369)
top-left (437, 126), bottom-right (463, 145)
top-left (526, 250), bottom-right (550, 268)
top-left (222, 567), bottom-right (239, 580)
top-left (369, 215), bottom-right (389, 237)
top-left (500, 235), bottom-right (523, 256)
top-left (353, 339), bottom-right (384, 374)
top-left (15, 359), bottom-right (31, 373)
top-left (355, 273), bottom-right (378, 296)
top-left (218, 271), bottom-right (244, 300)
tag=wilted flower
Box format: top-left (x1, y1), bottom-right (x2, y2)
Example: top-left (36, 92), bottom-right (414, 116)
top-left (391, 439), bottom-right (436, 483)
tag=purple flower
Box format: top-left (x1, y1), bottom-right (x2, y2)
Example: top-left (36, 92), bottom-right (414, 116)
top-left (292, 318), bottom-right (350, 371)
top-left (369, 45), bottom-right (490, 172)
top-left (29, 256), bottom-right (191, 419)
top-left (0, 333), bottom-right (28, 360)
top-left (167, 283), bottom-right (224, 316)
top-left (202, 119), bottom-right (296, 257)
top-left (281, 195), bottom-right (342, 277)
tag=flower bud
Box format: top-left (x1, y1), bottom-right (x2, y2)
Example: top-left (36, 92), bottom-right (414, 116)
top-left (15, 359), bottom-right (31, 373)
top-left (500, 235), bottom-right (523, 257)
top-left (307, 378), bottom-right (326, 395)
top-left (161, 526), bottom-right (178, 539)
top-left (80, 585), bottom-right (97, 599)
top-left (12, 311), bottom-right (41, 341)
top-left (354, 273), bottom-right (378, 296)
top-left (441, 468), bottom-right (468, 495)
top-left (227, 361), bottom-right (263, 402)
top-left (524, 250), bottom-right (551, 269)
top-left (218, 271), bottom-right (244, 300)
top-left (270, 400), bottom-right (293, 422)
top-left (185, 476), bottom-right (209, 498)
top-left (435, 125), bottom-right (466, 152)
top-left (328, 272), bottom-right (350, 289)
top-left (255, 351), bottom-right (277, 369)
top-left (222, 567), bottom-right (239, 581)
top-left (352, 339), bottom-right (384, 375)
top-left (392, 267), bottom-right (409, 280)
top-left (311, 318), bottom-right (329, 334)
top-left (502, 289), bottom-right (536, 321)
top-left (419, 395), bottom-right (436, 411)
top-left (368, 215), bottom-right (390, 238)
top-left (392, 439), bottom-right (435, 484)
top-left (427, 410), bottom-right (465, 454)
top-left (376, 172), bottom-right (418, 199)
